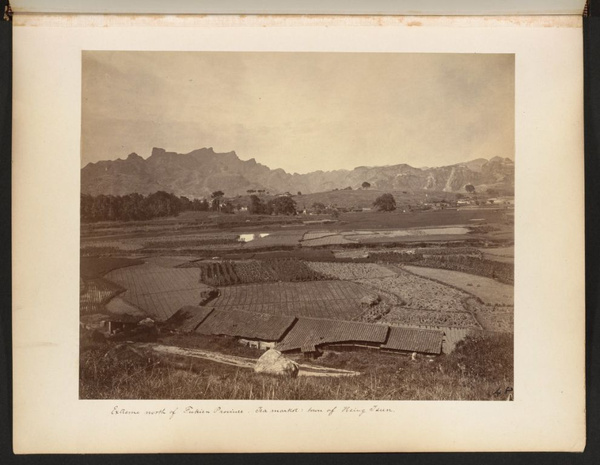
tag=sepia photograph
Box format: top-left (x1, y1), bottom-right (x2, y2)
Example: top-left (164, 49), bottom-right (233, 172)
top-left (78, 51), bottom-right (515, 401)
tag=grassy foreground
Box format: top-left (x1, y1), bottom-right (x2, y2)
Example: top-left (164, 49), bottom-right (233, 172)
top-left (80, 332), bottom-right (513, 401)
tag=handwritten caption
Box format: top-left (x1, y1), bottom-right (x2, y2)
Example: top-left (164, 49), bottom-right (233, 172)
top-left (111, 404), bottom-right (394, 420)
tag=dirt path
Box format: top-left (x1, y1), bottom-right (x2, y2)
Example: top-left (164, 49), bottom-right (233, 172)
top-left (137, 343), bottom-right (361, 377)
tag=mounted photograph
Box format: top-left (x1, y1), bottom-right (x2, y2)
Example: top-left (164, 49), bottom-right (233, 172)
top-left (79, 51), bottom-right (515, 400)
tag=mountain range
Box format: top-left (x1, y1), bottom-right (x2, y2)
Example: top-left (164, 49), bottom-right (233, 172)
top-left (81, 147), bottom-right (514, 198)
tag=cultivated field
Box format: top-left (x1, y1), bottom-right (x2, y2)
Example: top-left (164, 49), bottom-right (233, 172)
top-left (183, 258), bottom-right (328, 285)
top-left (403, 265), bottom-right (513, 306)
top-left (105, 263), bottom-right (212, 320)
top-left (301, 234), bottom-right (357, 247)
top-left (211, 281), bottom-right (377, 320)
top-left (357, 270), bottom-right (474, 312)
top-left (80, 206), bottom-right (514, 400)
top-left (305, 262), bottom-right (397, 280)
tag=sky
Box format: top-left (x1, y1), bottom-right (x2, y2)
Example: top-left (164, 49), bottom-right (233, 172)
top-left (81, 51), bottom-right (514, 174)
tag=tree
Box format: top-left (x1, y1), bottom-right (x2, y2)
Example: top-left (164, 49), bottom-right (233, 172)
top-left (211, 190), bottom-right (225, 212)
top-left (221, 201), bottom-right (235, 214)
top-left (362, 181), bottom-right (371, 189)
top-left (178, 196), bottom-right (192, 211)
top-left (192, 198), bottom-right (209, 211)
top-left (465, 184), bottom-right (476, 194)
top-left (145, 191), bottom-right (181, 217)
top-left (249, 194), bottom-right (267, 214)
top-left (268, 196), bottom-right (297, 215)
top-left (311, 202), bottom-right (326, 214)
top-left (373, 193), bottom-right (396, 212)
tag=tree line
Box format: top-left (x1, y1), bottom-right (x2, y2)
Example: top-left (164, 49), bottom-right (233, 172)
top-left (81, 191), bottom-right (298, 222)
top-left (80, 191), bottom-right (212, 222)
top-left (248, 195), bottom-right (297, 216)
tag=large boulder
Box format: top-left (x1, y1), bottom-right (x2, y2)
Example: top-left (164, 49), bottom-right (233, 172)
top-left (254, 349), bottom-right (299, 378)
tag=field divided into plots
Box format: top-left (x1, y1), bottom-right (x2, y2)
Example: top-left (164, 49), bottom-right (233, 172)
top-left (403, 265), bottom-right (513, 306)
top-left (211, 281), bottom-right (374, 320)
top-left (105, 263), bottom-right (212, 320)
top-left (357, 269), bottom-right (472, 312)
top-left (182, 258), bottom-right (327, 286)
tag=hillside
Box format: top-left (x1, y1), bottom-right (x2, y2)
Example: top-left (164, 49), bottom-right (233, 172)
top-left (81, 147), bottom-right (514, 198)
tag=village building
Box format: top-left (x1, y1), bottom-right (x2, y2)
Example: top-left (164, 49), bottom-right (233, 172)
top-left (275, 317), bottom-right (389, 357)
top-left (173, 307), bottom-right (445, 357)
top-left (380, 326), bottom-right (443, 355)
top-left (104, 314), bottom-right (141, 335)
top-left (194, 309), bottom-right (297, 350)
top-left (167, 305), bottom-right (216, 332)
top-left (275, 317), bottom-right (444, 357)
top-left (487, 196), bottom-right (515, 207)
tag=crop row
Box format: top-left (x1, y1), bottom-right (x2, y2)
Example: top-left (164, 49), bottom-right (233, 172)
top-left (210, 281), bottom-right (372, 320)
top-left (191, 258), bottom-right (328, 286)
top-left (305, 262), bottom-right (397, 280)
top-left (267, 258), bottom-right (327, 281)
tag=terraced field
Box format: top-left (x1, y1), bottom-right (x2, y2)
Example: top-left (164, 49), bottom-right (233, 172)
top-left (105, 263), bottom-right (212, 320)
top-left (211, 281), bottom-right (375, 320)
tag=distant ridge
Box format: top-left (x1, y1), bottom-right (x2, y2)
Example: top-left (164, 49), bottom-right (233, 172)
top-left (81, 147), bottom-right (514, 198)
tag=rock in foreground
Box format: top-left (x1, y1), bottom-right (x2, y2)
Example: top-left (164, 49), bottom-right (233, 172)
top-left (254, 349), bottom-right (299, 378)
